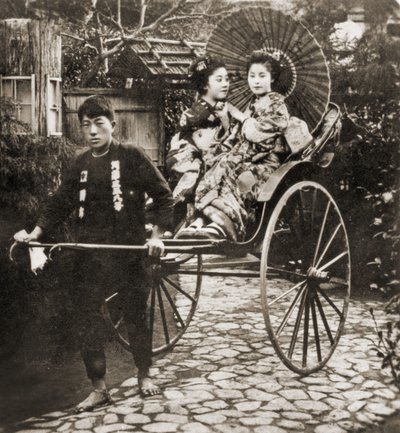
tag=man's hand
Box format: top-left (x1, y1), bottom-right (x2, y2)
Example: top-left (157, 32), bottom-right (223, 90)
top-left (146, 238), bottom-right (165, 258)
top-left (14, 226), bottom-right (43, 243)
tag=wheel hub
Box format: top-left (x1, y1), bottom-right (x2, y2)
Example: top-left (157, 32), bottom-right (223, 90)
top-left (307, 267), bottom-right (330, 281)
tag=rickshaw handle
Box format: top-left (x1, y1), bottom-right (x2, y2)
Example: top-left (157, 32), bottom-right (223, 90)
top-left (9, 240), bottom-right (224, 262)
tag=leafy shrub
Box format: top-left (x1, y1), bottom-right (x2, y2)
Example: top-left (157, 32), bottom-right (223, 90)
top-left (163, 85), bottom-right (194, 147)
top-left (0, 97), bottom-right (76, 360)
top-left (329, 32), bottom-right (400, 296)
top-left (370, 307), bottom-right (400, 389)
top-left (0, 98), bottom-right (76, 221)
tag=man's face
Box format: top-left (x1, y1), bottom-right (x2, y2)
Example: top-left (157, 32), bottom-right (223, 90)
top-left (81, 115), bottom-right (115, 152)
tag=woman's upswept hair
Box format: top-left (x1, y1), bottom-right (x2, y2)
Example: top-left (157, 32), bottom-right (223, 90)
top-left (188, 55), bottom-right (227, 95)
top-left (246, 50), bottom-right (281, 85)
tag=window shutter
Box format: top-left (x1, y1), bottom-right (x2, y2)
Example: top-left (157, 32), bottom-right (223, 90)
top-left (47, 76), bottom-right (62, 136)
top-left (0, 75), bottom-right (35, 132)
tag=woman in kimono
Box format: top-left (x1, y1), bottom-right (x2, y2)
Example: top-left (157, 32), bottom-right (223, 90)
top-left (193, 50), bottom-right (312, 241)
top-left (166, 55), bottom-right (239, 234)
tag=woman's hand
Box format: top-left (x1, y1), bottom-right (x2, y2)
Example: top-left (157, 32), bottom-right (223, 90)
top-left (186, 202), bottom-right (196, 225)
top-left (214, 102), bottom-right (230, 132)
top-left (227, 103), bottom-right (248, 123)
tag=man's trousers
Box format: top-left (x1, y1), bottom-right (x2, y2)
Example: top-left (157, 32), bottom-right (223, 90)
top-left (71, 251), bottom-right (152, 380)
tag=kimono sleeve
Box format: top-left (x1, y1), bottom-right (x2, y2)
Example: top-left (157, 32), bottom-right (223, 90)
top-left (135, 147), bottom-right (174, 231)
top-left (242, 94), bottom-right (290, 144)
top-left (268, 94), bottom-right (290, 131)
top-left (178, 101), bottom-right (213, 134)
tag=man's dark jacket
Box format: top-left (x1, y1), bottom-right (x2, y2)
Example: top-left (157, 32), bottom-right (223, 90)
top-left (37, 140), bottom-right (174, 245)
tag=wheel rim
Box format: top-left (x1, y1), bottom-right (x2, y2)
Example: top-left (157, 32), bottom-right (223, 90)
top-left (260, 181), bottom-right (351, 374)
top-left (105, 254), bottom-right (202, 355)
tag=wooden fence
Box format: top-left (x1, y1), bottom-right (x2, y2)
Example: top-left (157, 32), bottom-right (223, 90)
top-left (63, 87), bottom-right (165, 165)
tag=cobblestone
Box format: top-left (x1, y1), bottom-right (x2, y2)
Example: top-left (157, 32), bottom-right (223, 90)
top-left (11, 271), bottom-right (400, 433)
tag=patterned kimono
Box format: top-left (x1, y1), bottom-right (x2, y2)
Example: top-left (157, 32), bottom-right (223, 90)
top-left (166, 99), bottom-right (238, 205)
top-left (194, 92), bottom-right (290, 241)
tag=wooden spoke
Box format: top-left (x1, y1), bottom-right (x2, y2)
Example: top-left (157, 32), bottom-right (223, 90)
top-left (160, 280), bottom-right (185, 328)
top-left (288, 289), bottom-right (307, 359)
top-left (315, 223), bottom-right (342, 269)
top-left (302, 293), bottom-right (311, 368)
top-left (267, 265), bottom-right (307, 279)
top-left (269, 279), bottom-right (306, 307)
top-left (105, 292), bottom-right (119, 303)
top-left (156, 284), bottom-right (170, 345)
top-left (312, 200), bottom-right (331, 266)
top-left (311, 188), bottom-right (317, 237)
top-left (317, 288), bottom-right (344, 319)
top-left (319, 251), bottom-right (348, 272)
top-left (164, 276), bottom-right (196, 304)
top-left (276, 283), bottom-right (307, 338)
top-left (310, 297), bottom-right (322, 362)
top-left (314, 292), bottom-right (334, 345)
top-left (149, 284), bottom-right (156, 348)
top-left (114, 317), bottom-right (123, 329)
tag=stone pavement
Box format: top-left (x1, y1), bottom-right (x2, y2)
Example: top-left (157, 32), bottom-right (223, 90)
top-left (12, 273), bottom-right (400, 433)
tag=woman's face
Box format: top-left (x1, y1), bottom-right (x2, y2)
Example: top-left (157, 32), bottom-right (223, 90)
top-left (248, 63), bottom-right (272, 96)
top-left (204, 67), bottom-right (230, 101)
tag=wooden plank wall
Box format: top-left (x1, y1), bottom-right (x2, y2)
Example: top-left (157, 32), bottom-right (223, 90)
top-left (63, 88), bottom-right (165, 165)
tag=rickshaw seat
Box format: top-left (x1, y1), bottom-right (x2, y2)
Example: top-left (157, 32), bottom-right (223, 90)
top-left (301, 103), bottom-right (341, 162)
top-left (312, 104), bottom-right (340, 142)
top-left (301, 103), bottom-right (341, 160)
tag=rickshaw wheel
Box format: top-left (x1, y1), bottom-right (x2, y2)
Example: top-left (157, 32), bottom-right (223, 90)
top-left (104, 253), bottom-right (202, 356)
top-left (260, 180), bottom-right (351, 375)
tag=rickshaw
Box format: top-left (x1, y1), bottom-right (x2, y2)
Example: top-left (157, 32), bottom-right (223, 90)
top-left (10, 7), bottom-right (350, 376)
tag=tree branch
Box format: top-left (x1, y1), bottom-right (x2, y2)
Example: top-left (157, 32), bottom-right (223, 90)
top-left (101, 40), bottom-right (126, 58)
top-left (61, 32), bottom-right (99, 54)
top-left (95, 10), bottom-right (104, 55)
top-left (141, 0), bottom-right (188, 32)
top-left (164, 11), bottom-right (227, 22)
top-left (137, 0), bottom-right (148, 31)
top-left (61, 32), bottom-right (85, 42)
top-left (79, 0), bottom-right (199, 86)
top-left (84, 0), bottom-right (99, 25)
top-left (98, 10), bottom-right (125, 36)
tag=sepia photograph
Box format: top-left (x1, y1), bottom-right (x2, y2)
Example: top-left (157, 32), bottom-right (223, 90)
top-left (0, 1), bottom-right (399, 432)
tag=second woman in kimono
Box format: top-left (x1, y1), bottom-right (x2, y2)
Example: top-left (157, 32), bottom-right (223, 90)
top-left (193, 50), bottom-right (311, 241)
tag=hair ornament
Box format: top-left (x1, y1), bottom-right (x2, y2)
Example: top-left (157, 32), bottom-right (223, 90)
top-left (269, 50), bottom-right (281, 62)
top-left (188, 55), bottom-right (212, 78)
top-left (188, 56), bottom-right (210, 78)
top-left (196, 60), bottom-right (207, 72)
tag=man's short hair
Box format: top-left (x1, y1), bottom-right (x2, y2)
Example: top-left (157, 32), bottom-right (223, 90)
top-left (78, 95), bottom-right (115, 123)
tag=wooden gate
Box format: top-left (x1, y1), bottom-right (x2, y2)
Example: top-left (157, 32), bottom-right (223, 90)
top-left (63, 87), bottom-right (165, 165)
